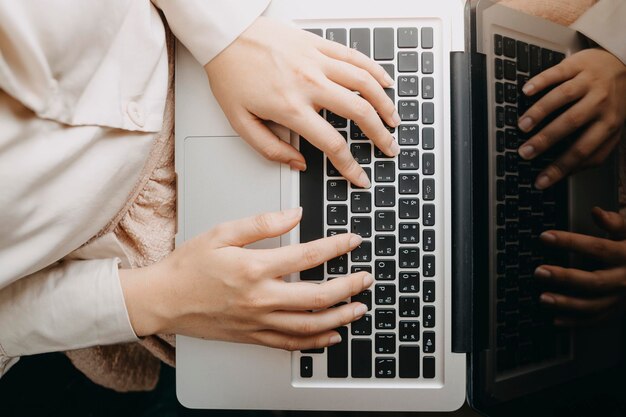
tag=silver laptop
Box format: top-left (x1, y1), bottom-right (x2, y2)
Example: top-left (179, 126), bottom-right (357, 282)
top-left (175, 0), bottom-right (621, 412)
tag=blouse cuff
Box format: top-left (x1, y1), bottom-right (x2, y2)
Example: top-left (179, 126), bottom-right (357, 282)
top-left (0, 258), bottom-right (138, 377)
top-left (570, 0), bottom-right (626, 66)
top-left (152, 0), bottom-right (271, 66)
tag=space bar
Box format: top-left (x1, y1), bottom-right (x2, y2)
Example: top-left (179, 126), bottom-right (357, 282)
top-left (299, 137), bottom-right (324, 281)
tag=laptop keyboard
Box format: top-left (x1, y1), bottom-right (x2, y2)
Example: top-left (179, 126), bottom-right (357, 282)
top-left (492, 34), bottom-right (571, 374)
top-left (299, 25), bottom-right (441, 381)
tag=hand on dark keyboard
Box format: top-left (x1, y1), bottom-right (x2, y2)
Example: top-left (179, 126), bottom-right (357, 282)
top-left (119, 207), bottom-right (374, 350)
top-left (517, 48), bottom-right (626, 189)
top-left (534, 207), bottom-right (626, 326)
top-left (205, 16), bottom-right (401, 188)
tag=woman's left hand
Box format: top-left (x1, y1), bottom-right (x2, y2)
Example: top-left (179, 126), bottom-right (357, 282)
top-left (535, 207), bottom-right (626, 326)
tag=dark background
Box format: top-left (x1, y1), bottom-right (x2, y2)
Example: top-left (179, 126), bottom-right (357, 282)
top-left (2, 352), bottom-right (626, 417)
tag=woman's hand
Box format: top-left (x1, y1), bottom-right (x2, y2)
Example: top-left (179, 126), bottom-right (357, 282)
top-left (517, 49), bottom-right (626, 190)
top-left (120, 208), bottom-right (373, 351)
top-left (205, 17), bottom-right (400, 188)
top-left (535, 207), bottom-right (626, 326)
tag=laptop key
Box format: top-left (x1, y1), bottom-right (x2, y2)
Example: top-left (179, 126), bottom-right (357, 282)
top-left (399, 247), bottom-right (420, 268)
top-left (423, 331), bottom-right (436, 353)
top-left (423, 153), bottom-right (435, 175)
top-left (325, 110), bottom-right (347, 128)
top-left (399, 346), bottom-right (420, 378)
top-left (423, 280), bottom-right (435, 302)
top-left (494, 34), bottom-right (503, 55)
top-left (495, 82), bottom-right (504, 104)
top-left (398, 75), bottom-right (418, 96)
top-left (304, 28), bottom-right (323, 37)
top-left (503, 37), bottom-right (516, 58)
top-left (399, 222), bottom-right (419, 244)
top-left (422, 127), bottom-right (435, 150)
top-left (399, 174), bottom-right (419, 195)
top-left (374, 28), bottom-right (394, 61)
top-left (423, 229), bottom-right (435, 251)
top-left (422, 102), bottom-right (435, 124)
top-left (350, 143), bottom-right (371, 164)
top-left (351, 216), bottom-right (372, 237)
top-left (423, 179), bottom-right (435, 200)
top-left (300, 356), bottom-right (313, 378)
top-left (351, 241), bottom-right (372, 263)
top-left (375, 210), bottom-right (395, 231)
top-left (351, 315), bottom-right (372, 336)
top-left (351, 339), bottom-right (373, 378)
top-left (350, 28), bottom-right (371, 57)
top-left (504, 82), bottom-right (517, 103)
top-left (423, 204), bottom-right (435, 226)
top-left (399, 100), bottom-right (419, 121)
top-left (517, 41), bottom-right (529, 72)
top-left (327, 180), bottom-right (347, 201)
top-left (423, 255), bottom-right (435, 277)
top-left (375, 259), bottom-right (395, 280)
top-left (351, 290), bottom-right (372, 311)
top-left (398, 51), bottom-right (419, 72)
top-left (375, 161), bottom-right (395, 182)
top-left (398, 27), bottom-right (418, 48)
top-left (421, 27), bottom-right (434, 49)
top-left (529, 44), bottom-right (542, 76)
top-left (421, 52), bottom-right (434, 74)
top-left (327, 204), bottom-right (348, 225)
top-left (376, 284), bottom-right (396, 305)
top-left (381, 63), bottom-right (395, 80)
top-left (327, 326), bottom-right (348, 377)
top-left (423, 357), bottom-right (436, 378)
top-left (400, 321), bottom-right (420, 342)
top-left (375, 235), bottom-right (396, 256)
top-left (326, 28), bottom-right (347, 45)
top-left (376, 333), bottom-right (396, 354)
top-left (423, 306), bottom-right (436, 327)
top-left (375, 357), bottom-right (396, 378)
top-left (375, 186), bottom-right (396, 207)
top-left (327, 254), bottom-right (347, 275)
top-left (422, 77), bottom-right (434, 99)
top-left (399, 272), bottom-right (419, 293)
top-left (351, 192), bottom-right (371, 214)
top-left (495, 58), bottom-right (503, 79)
top-left (399, 125), bottom-right (419, 145)
top-left (399, 198), bottom-right (419, 219)
top-left (400, 297), bottom-right (420, 317)
top-left (399, 149), bottom-right (419, 170)
top-left (504, 60), bottom-right (516, 81)
top-left (375, 308), bottom-right (396, 329)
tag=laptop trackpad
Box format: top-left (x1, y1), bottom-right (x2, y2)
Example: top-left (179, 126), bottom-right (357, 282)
top-left (183, 136), bottom-right (282, 250)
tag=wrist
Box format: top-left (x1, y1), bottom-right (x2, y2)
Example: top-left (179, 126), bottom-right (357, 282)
top-left (119, 264), bottom-right (171, 337)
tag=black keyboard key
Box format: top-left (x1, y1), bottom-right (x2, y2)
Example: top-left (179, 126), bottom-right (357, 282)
top-left (327, 180), bottom-right (347, 201)
top-left (301, 356), bottom-right (313, 378)
top-left (350, 121), bottom-right (368, 140)
top-left (423, 255), bottom-right (435, 277)
top-left (541, 48), bottom-right (555, 71)
top-left (375, 308), bottom-right (396, 329)
top-left (350, 192), bottom-right (372, 214)
top-left (398, 75), bottom-right (418, 96)
top-left (422, 127), bottom-right (435, 150)
top-left (351, 216), bottom-right (372, 237)
top-left (399, 100), bottom-right (419, 121)
top-left (375, 186), bottom-right (396, 207)
top-left (422, 77), bottom-right (434, 99)
top-left (399, 125), bottom-right (419, 145)
top-left (494, 34), bottom-right (503, 55)
top-left (375, 284), bottom-right (396, 305)
top-left (505, 82), bottom-right (517, 103)
top-left (375, 235), bottom-right (396, 256)
top-left (422, 102), bottom-right (434, 125)
top-left (353, 167), bottom-right (372, 190)
top-left (399, 346), bottom-right (420, 378)
top-left (327, 326), bottom-right (348, 377)
top-left (398, 51), bottom-right (418, 72)
top-left (350, 28), bottom-right (371, 57)
top-left (496, 130), bottom-right (505, 152)
top-left (496, 106), bottom-right (504, 128)
top-left (422, 153), bottom-right (435, 175)
top-left (399, 297), bottom-right (420, 317)
top-left (529, 44), bottom-right (542, 76)
top-left (351, 290), bottom-right (372, 311)
top-left (350, 143), bottom-right (371, 164)
top-left (505, 175), bottom-right (518, 195)
top-left (399, 174), bottom-right (419, 195)
top-left (423, 306), bottom-right (435, 327)
top-left (375, 161), bottom-right (395, 182)
top-left (326, 27), bottom-right (347, 45)
top-left (505, 128), bottom-right (518, 149)
top-left (399, 149), bottom-right (419, 170)
top-left (351, 339), bottom-right (372, 378)
top-left (517, 41), bottom-right (529, 72)
top-left (375, 260), bottom-right (395, 281)
top-left (495, 58), bottom-right (503, 79)
top-left (421, 52), bottom-right (434, 74)
top-left (327, 254), bottom-right (348, 275)
top-left (400, 321), bottom-right (420, 342)
top-left (421, 27), bottom-right (434, 49)
top-left (326, 158), bottom-right (340, 177)
top-left (505, 106), bottom-right (517, 127)
top-left (423, 204), bottom-right (435, 226)
top-left (399, 247), bottom-right (420, 269)
top-left (327, 204), bottom-right (348, 225)
top-left (327, 228), bottom-right (347, 237)
top-left (399, 198), bottom-right (419, 219)
top-left (302, 347), bottom-right (324, 354)
top-left (496, 155), bottom-right (504, 176)
top-left (505, 152), bottom-right (518, 173)
top-left (398, 27), bottom-right (418, 48)
top-left (496, 179), bottom-right (505, 201)
top-left (423, 356), bottom-right (435, 378)
top-left (351, 241), bottom-right (372, 263)
top-left (325, 110), bottom-right (347, 128)
top-left (375, 210), bottom-right (395, 231)
top-left (423, 179), bottom-right (435, 201)
top-left (304, 28), bottom-right (323, 37)
top-left (375, 357), bottom-right (396, 378)
top-left (423, 331), bottom-right (436, 353)
top-left (423, 229), bottom-right (435, 251)
top-left (351, 314), bottom-right (372, 336)
top-left (374, 28), bottom-right (394, 61)
top-left (381, 63), bottom-right (395, 80)
top-left (495, 82), bottom-right (504, 104)
top-left (503, 37), bottom-right (516, 58)
top-left (423, 280), bottom-right (435, 302)
top-left (399, 222), bottom-right (419, 244)
top-left (497, 203), bottom-right (505, 226)
top-left (399, 272), bottom-right (419, 293)
top-left (375, 333), bottom-right (396, 354)
top-left (504, 60), bottom-right (516, 81)
top-left (505, 199), bottom-right (519, 220)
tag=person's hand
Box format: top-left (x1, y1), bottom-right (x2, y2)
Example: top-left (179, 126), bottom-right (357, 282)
top-left (535, 207), bottom-right (626, 326)
top-left (517, 48), bottom-right (626, 190)
top-left (120, 207), bottom-right (373, 351)
top-left (205, 17), bottom-right (400, 188)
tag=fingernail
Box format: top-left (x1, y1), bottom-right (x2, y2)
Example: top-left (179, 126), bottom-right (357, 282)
top-left (357, 171), bottom-right (371, 189)
top-left (349, 233), bottom-right (363, 248)
top-left (289, 160), bottom-right (307, 171)
top-left (362, 273), bottom-right (374, 288)
top-left (390, 140), bottom-right (401, 156)
top-left (534, 267), bottom-right (551, 278)
top-left (391, 111), bottom-right (401, 127)
top-left (518, 116), bottom-right (533, 132)
top-left (540, 232), bottom-right (557, 243)
top-left (283, 207), bottom-right (302, 219)
top-left (540, 294), bottom-right (555, 304)
top-left (354, 304), bottom-right (368, 317)
top-left (384, 73), bottom-right (394, 87)
top-left (535, 174), bottom-right (550, 190)
top-left (329, 334), bottom-right (342, 345)
top-left (522, 83), bottom-right (534, 95)
top-left (518, 145), bottom-right (535, 159)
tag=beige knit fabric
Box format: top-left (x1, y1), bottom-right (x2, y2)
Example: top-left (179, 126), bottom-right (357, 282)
top-left (64, 0), bottom-right (620, 392)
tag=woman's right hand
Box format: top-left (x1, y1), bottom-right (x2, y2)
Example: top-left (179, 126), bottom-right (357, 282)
top-left (120, 207), bottom-right (372, 351)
